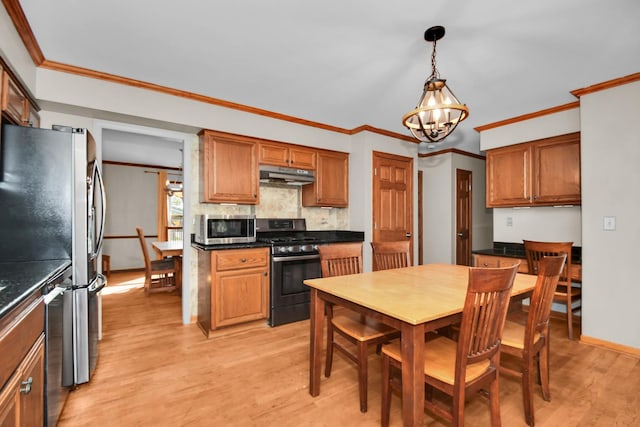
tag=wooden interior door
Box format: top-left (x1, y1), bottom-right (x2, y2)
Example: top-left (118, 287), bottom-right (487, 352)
top-left (372, 151), bottom-right (413, 260)
top-left (456, 169), bottom-right (472, 266)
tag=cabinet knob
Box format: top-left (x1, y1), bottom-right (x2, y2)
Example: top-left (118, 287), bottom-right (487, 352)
top-left (20, 377), bottom-right (33, 394)
top-left (241, 257), bottom-right (247, 263)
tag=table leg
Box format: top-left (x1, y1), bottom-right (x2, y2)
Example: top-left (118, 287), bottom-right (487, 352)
top-left (401, 322), bottom-right (425, 427)
top-left (173, 256), bottom-right (182, 293)
top-left (309, 289), bottom-right (324, 397)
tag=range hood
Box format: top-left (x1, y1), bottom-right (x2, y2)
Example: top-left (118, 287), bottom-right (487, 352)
top-left (259, 165), bottom-right (315, 185)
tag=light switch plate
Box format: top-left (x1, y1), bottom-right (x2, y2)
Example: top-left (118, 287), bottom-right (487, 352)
top-left (603, 216), bottom-right (616, 231)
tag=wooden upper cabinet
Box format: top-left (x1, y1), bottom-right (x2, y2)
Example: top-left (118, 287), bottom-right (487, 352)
top-left (1, 70), bottom-right (28, 125)
top-left (24, 101), bottom-right (40, 128)
top-left (302, 150), bottom-right (349, 207)
top-left (486, 143), bottom-right (532, 207)
top-left (486, 132), bottom-right (581, 207)
top-left (199, 130), bottom-right (259, 204)
top-left (532, 133), bottom-right (581, 204)
top-left (259, 141), bottom-right (316, 170)
top-left (1, 68), bottom-right (39, 127)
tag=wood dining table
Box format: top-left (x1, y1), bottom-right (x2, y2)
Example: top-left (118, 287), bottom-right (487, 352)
top-left (304, 263), bottom-right (537, 427)
top-left (152, 240), bottom-right (184, 291)
top-left (151, 240), bottom-right (183, 259)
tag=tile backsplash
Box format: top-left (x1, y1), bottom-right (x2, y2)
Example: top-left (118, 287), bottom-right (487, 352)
top-left (194, 184), bottom-right (348, 230)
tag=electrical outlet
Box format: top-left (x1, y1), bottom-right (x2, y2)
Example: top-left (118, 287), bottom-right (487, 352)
top-left (603, 216), bottom-right (616, 231)
top-left (506, 216), bottom-right (513, 227)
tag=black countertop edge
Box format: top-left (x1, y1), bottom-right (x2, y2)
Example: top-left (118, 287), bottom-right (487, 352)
top-left (191, 241), bottom-right (272, 251)
top-left (473, 242), bottom-right (581, 264)
top-left (191, 231), bottom-right (365, 251)
top-left (0, 259), bottom-right (72, 319)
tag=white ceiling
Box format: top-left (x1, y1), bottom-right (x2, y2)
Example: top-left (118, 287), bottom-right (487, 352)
top-left (17, 0), bottom-right (640, 153)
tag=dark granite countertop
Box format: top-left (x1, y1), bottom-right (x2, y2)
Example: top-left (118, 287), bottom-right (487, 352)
top-left (0, 259), bottom-right (71, 319)
top-left (473, 242), bottom-right (581, 264)
top-left (191, 241), bottom-right (272, 251)
top-left (192, 230), bottom-right (365, 251)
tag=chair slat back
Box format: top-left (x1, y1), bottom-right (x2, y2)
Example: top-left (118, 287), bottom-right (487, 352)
top-left (457, 263), bottom-right (518, 376)
top-left (371, 240), bottom-right (411, 271)
top-left (527, 255), bottom-right (566, 340)
top-left (136, 226), bottom-right (152, 275)
top-left (524, 240), bottom-right (573, 285)
top-left (318, 242), bottom-right (363, 277)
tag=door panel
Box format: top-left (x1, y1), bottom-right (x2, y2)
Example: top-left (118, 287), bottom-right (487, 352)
top-left (456, 169), bottom-right (472, 266)
top-left (372, 151), bottom-right (413, 259)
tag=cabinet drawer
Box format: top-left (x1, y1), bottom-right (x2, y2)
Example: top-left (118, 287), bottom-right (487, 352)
top-left (473, 254), bottom-right (528, 273)
top-left (0, 295), bottom-right (44, 386)
top-left (214, 248), bottom-right (269, 272)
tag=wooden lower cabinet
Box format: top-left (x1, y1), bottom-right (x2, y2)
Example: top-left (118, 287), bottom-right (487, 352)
top-left (0, 335), bottom-right (45, 427)
top-left (473, 254), bottom-right (529, 273)
top-left (473, 253), bottom-right (582, 282)
top-left (198, 247), bottom-right (270, 336)
top-left (0, 293), bottom-right (45, 427)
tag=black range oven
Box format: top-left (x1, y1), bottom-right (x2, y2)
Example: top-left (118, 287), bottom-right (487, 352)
top-left (257, 218), bottom-right (322, 327)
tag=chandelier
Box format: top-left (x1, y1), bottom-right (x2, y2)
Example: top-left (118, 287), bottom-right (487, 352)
top-left (402, 26), bottom-right (469, 143)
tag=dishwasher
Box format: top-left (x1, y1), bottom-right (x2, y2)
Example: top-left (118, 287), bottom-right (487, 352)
top-left (43, 265), bottom-right (73, 427)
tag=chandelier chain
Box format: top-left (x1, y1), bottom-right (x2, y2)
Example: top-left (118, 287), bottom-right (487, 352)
top-left (430, 38), bottom-right (439, 80)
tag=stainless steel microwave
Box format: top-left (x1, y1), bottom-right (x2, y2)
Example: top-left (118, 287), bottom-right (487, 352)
top-left (194, 214), bottom-right (256, 245)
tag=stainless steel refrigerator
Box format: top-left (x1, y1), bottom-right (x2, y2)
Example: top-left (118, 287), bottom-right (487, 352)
top-left (0, 123), bottom-right (106, 424)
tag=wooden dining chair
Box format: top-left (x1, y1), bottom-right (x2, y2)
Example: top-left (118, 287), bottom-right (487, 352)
top-left (370, 240), bottom-right (411, 271)
top-left (500, 255), bottom-right (566, 426)
top-left (318, 242), bottom-right (399, 413)
top-left (380, 263), bottom-right (519, 427)
top-left (523, 240), bottom-right (580, 340)
top-left (135, 227), bottom-right (177, 295)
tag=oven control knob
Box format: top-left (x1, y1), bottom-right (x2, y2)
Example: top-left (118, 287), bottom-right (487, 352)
top-left (286, 246), bottom-right (295, 253)
top-left (300, 244), bottom-right (313, 253)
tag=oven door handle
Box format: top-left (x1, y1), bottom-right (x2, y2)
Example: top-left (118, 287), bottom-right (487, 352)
top-left (272, 254), bottom-right (321, 262)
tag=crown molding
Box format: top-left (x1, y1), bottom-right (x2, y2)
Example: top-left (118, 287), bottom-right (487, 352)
top-left (474, 102), bottom-right (580, 133)
top-left (570, 72), bottom-right (640, 98)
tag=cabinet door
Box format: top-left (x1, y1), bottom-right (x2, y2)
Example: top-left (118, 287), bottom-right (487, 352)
top-left (0, 373), bottom-right (19, 427)
top-left (259, 142), bottom-right (289, 167)
top-left (288, 146), bottom-right (316, 170)
top-left (486, 144), bottom-right (532, 207)
top-left (18, 335), bottom-right (44, 427)
top-left (23, 101), bottom-right (40, 128)
top-left (533, 134), bottom-right (581, 205)
top-left (259, 142), bottom-right (316, 170)
top-left (213, 267), bottom-right (269, 328)
top-left (1, 72), bottom-right (27, 125)
top-left (200, 131), bottom-right (259, 204)
top-left (302, 150), bottom-right (348, 207)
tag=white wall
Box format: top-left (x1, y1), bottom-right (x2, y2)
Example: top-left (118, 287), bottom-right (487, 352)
top-left (493, 206), bottom-right (582, 245)
top-left (420, 151), bottom-right (492, 264)
top-left (580, 81), bottom-right (640, 349)
top-left (421, 154), bottom-right (454, 263)
top-left (101, 164), bottom-right (159, 270)
top-left (0, 6), bottom-right (36, 91)
top-left (451, 154), bottom-right (493, 252)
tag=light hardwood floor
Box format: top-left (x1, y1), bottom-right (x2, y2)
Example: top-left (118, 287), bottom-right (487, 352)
top-left (57, 270), bottom-right (640, 426)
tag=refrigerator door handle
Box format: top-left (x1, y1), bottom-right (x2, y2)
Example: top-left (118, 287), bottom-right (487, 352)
top-left (90, 273), bottom-right (107, 293)
top-left (95, 164), bottom-right (106, 256)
